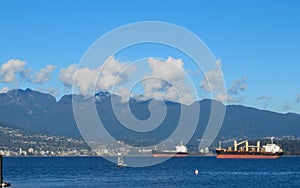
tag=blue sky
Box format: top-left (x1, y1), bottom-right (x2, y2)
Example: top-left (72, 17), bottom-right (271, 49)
top-left (0, 0), bottom-right (299, 113)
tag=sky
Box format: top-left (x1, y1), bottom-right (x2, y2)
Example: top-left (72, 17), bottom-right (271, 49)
top-left (0, 0), bottom-right (299, 113)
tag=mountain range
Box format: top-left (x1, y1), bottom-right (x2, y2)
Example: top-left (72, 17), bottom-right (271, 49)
top-left (0, 89), bottom-right (299, 145)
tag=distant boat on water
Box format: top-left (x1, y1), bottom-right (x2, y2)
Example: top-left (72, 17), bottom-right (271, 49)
top-left (117, 153), bottom-right (127, 167)
top-left (152, 142), bottom-right (188, 157)
top-left (216, 137), bottom-right (284, 159)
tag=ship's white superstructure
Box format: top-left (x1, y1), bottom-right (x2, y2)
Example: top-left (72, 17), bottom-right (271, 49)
top-left (262, 137), bottom-right (283, 153)
top-left (175, 142), bottom-right (188, 153)
top-left (152, 142), bottom-right (188, 157)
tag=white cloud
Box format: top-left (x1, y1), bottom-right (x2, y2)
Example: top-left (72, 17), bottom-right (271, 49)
top-left (97, 56), bottom-right (135, 91)
top-left (28, 65), bottom-right (56, 83)
top-left (58, 64), bottom-right (77, 87)
top-left (116, 87), bottom-right (130, 103)
top-left (35, 86), bottom-right (60, 98)
top-left (215, 92), bottom-right (244, 103)
top-left (0, 87), bottom-right (10, 93)
top-left (58, 56), bottom-right (135, 96)
top-left (164, 85), bottom-right (180, 101)
top-left (141, 78), bottom-right (172, 101)
top-left (199, 59), bottom-right (246, 104)
top-left (142, 78), bottom-right (164, 94)
top-left (228, 77), bottom-right (247, 95)
top-left (45, 87), bottom-right (60, 97)
top-left (0, 59), bottom-right (26, 83)
top-left (73, 67), bottom-right (99, 96)
top-left (148, 57), bottom-right (185, 82)
top-left (0, 59), bottom-right (56, 85)
top-left (140, 57), bottom-right (196, 105)
top-left (200, 59), bottom-right (224, 92)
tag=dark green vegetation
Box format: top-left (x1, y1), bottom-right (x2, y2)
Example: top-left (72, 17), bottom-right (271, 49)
top-left (1, 122), bottom-right (299, 156)
top-left (0, 88), bottom-right (299, 155)
top-left (0, 122), bottom-right (91, 155)
top-left (0, 89), bottom-right (78, 137)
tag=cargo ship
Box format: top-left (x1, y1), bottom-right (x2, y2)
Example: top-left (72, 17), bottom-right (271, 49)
top-left (216, 137), bottom-right (284, 159)
top-left (152, 142), bottom-right (188, 157)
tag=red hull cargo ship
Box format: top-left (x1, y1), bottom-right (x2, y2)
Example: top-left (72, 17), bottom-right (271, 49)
top-left (216, 137), bottom-right (284, 159)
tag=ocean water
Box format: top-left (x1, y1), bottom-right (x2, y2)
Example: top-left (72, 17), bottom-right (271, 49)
top-left (2, 156), bottom-right (300, 187)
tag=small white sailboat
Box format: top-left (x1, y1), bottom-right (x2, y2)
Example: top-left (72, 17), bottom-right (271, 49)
top-left (117, 153), bottom-right (127, 167)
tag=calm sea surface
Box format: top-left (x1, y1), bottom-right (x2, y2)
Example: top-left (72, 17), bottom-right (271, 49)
top-left (2, 156), bottom-right (300, 187)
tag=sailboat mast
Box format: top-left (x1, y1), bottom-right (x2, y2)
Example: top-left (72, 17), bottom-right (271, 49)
top-left (0, 155), bottom-right (3, 183)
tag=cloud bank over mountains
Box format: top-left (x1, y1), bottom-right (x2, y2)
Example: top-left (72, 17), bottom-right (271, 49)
top-left (1, 57), bottom-right (298, 112)
top-left (58, 56), bottom-right (135, 96)
top-left (0, 57), bottom-right (247, 105)
top-left (140, 57), bottom-right (196, 104)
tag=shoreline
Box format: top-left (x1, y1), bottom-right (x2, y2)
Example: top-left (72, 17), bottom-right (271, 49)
top-left (2, 155), bottom-right (300, 158)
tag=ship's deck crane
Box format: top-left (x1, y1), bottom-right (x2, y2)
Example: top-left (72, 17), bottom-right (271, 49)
top-left (234, 140), bottom-right (261, 152)
top-left (234, 140), bottom-right (248, 151)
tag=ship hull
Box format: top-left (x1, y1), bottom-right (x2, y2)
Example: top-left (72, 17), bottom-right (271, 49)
top-left (216, 150), bottom-right (284, 159)
top-left (217, 154), bottom-right (280, 159)
top-left (152, 151), bottom-right (188, 157)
